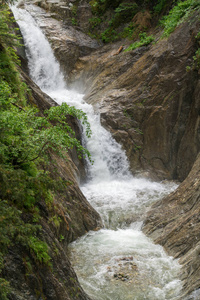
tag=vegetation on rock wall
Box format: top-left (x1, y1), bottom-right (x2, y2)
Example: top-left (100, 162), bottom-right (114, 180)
top-left (86, 0), bottom-right (200, 47)
top-left (125, 32), bottom-right (154, 51)
top-left (87, 0), bottom-right (177, 42)
top-left (160, 0), bottom-right (200, 37)
top-left (186, 31), bottom-right (200, 72)
top-left (0, 5), bottom-right (91, 299)
top-left (124, 0), bottom-right (200, 51)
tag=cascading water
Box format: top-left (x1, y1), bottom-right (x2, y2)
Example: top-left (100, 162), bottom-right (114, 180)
top-left (12, 5), bottom-right (182, 299)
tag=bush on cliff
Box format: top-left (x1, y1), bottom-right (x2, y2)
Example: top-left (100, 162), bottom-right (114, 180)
top-left (88, 0), bottom-right (200, 44)
top-left (0, 5), bottom-right (91, 299)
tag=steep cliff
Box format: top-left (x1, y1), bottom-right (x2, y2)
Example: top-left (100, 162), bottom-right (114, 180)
top-left (2, 70), bottom-right (102, 300)
top-left (4, 0), bottom-right (200, 299)
top-left (3, 88), bottom-right (102, 300)
top-left (70, 13), bottom-right (200, 181)
top-left (26, 1), bottom-right (200, 181)
top-left (0, 8), bottom-right (102, 299)
top-left (143, 153), bottom-right (200, 298)
top-left (20, 1), bottom-right (200, 298)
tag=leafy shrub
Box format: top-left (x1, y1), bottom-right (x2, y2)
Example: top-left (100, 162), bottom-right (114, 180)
top-left (89, 1), bottom-right (138, 42)
top-left (125, 32), bottom-right (155, 51)
top-left (187, 47), bottom-right (200, 72)
top-left (99, 2), bottom-right (138, 43)
top-left (0, 5), bottom-right (92, 298)
top-left (110, 2), bottom-right (138, 28)
top-left (120, 24), bottom-right (135, 39)
top-left (89, 0), bottom-right (122, 15)
top-left (193, 48), bottom-right (200, 69)
top-left (153, 0), bottom-right (168, 14)
top-left (28, 237), bottom-right (51, 265)
top-left (161, 0), bottom-right (200, 37)
top-left (101, 28), bottom-right (118, 43)
top-left (89, 17), bottom-right (102, 29)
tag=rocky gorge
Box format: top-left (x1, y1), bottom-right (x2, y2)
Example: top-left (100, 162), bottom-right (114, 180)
top-left (2, 0), bottom-right (200, 299)
top-left (21, 0), bottom-right (200, 182)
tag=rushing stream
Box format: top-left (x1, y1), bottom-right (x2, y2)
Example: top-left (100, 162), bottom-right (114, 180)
top-left (12, 5), bottom-right (182, 299)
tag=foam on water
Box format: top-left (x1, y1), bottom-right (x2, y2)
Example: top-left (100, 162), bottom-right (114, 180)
top-left (69, 229), bottom-right (182, 300)
top-left (12, 5), bottom-right (182, 299)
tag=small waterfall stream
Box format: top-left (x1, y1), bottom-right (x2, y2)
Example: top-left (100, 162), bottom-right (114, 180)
top-left (12, 5), bottom-right (182, 299)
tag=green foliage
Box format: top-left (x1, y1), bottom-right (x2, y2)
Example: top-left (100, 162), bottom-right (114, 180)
top-left (0, 277), bottom-right (10, 300)
top-left (135, 128), bottom-right (143, 135)
top-left (0, 6), bottom-right (93, 297)
top-left (0, 81), bottom-right (91, 169)
top-left (59, 234), bottom-right (65, 242)
top-left (0, 253), bottom-right (10, 300)
top-left (70, 4), bottom-right (77, 16)
top-left (99, 2), bottom-right (138, 43)
top-left (160, 0), bottom-right (200, 37)
top-left (88, 0), bottom-right (200, 44)
top-left (89, 17), bottom-right (102, 29)
top-left (28, 237), bottom-right (51, 265)
top-left (125, 32), bottom-right (154, 51)
top-left (193, 48), bottom-right (200, 69)
top-left (0, 200), bottom-right (45, 298)
top-left (134, 144), bottom-right (141, 151)
top-left (89, 0), bottom-right (121, 15)
top-left (120, 24), bottom-right (135, 39)
top-left (153, 0), bottom-right (168, 14)
top-left (110, 2), bottom-right (138, 28)
top-left (187, 47), bottom-right (200, 71)
top-left (0, 8), bottom-right (27, 104)
top-left (0, 201), bottom-right (40, 252)
top-left (101, 28), bottom-right (118, 43)
top-left (0, 8), bottom-right (20, 46)
top-left (49, 215), bottom-right (62, 228)
top-left (71, 17), bottom-right (78, 26)
top-left (89, 1), bottom-right (138, 42)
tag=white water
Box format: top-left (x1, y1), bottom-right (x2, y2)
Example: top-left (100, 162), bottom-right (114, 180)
top-left (12, 5), bottom-right (182, 299)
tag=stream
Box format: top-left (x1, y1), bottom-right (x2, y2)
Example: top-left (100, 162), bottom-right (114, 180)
top-left (12, 5), bottom-right (182, 299)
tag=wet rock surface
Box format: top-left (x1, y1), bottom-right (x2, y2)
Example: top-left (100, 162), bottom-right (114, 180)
top-left (23, 2), bottom-right (101, 83)
top-left (4, 64), bottom-right (102, 300)
top-left (24, 3), bottom-right (200, 181)
top-left (13, 2), bottom-right (200, 299)
top-left (110, 257), bottom-right (139, 283)
top-left (69, 15), bottom-right (200, 181)
top-left (143, 153), bottom-right (200, 298)
top-left (20, 68), bottom-right (103, 241)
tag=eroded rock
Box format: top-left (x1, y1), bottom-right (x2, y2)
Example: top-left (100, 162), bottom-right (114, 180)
top-left (143, 153), bottom-right (200, 298)
top-left (69, 14), bottom-right (200, 181)
top-left (23, 3), bottom-right (101, 83)
top-left (3, 66), bottom-right (102, 300)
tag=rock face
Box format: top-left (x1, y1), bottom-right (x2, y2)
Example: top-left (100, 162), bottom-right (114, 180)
top-left (20, 65), bottom-right (102, 243)
top-left (23, 3), bottom-right (101, 84)
top-left (143, 153), bottom-right (200, 298)
top-left (13, 2), bottom-right (200, 299)
top-left (4, 55), bottom-right (102, 300)
top-left (25, 2), bottom-right (200, 181)
top-left (68, 14), bottom-right (200, 181)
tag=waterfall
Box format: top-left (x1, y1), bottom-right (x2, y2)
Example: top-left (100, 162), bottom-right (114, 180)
top-left (12, 5), bottom-right (182, 300)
